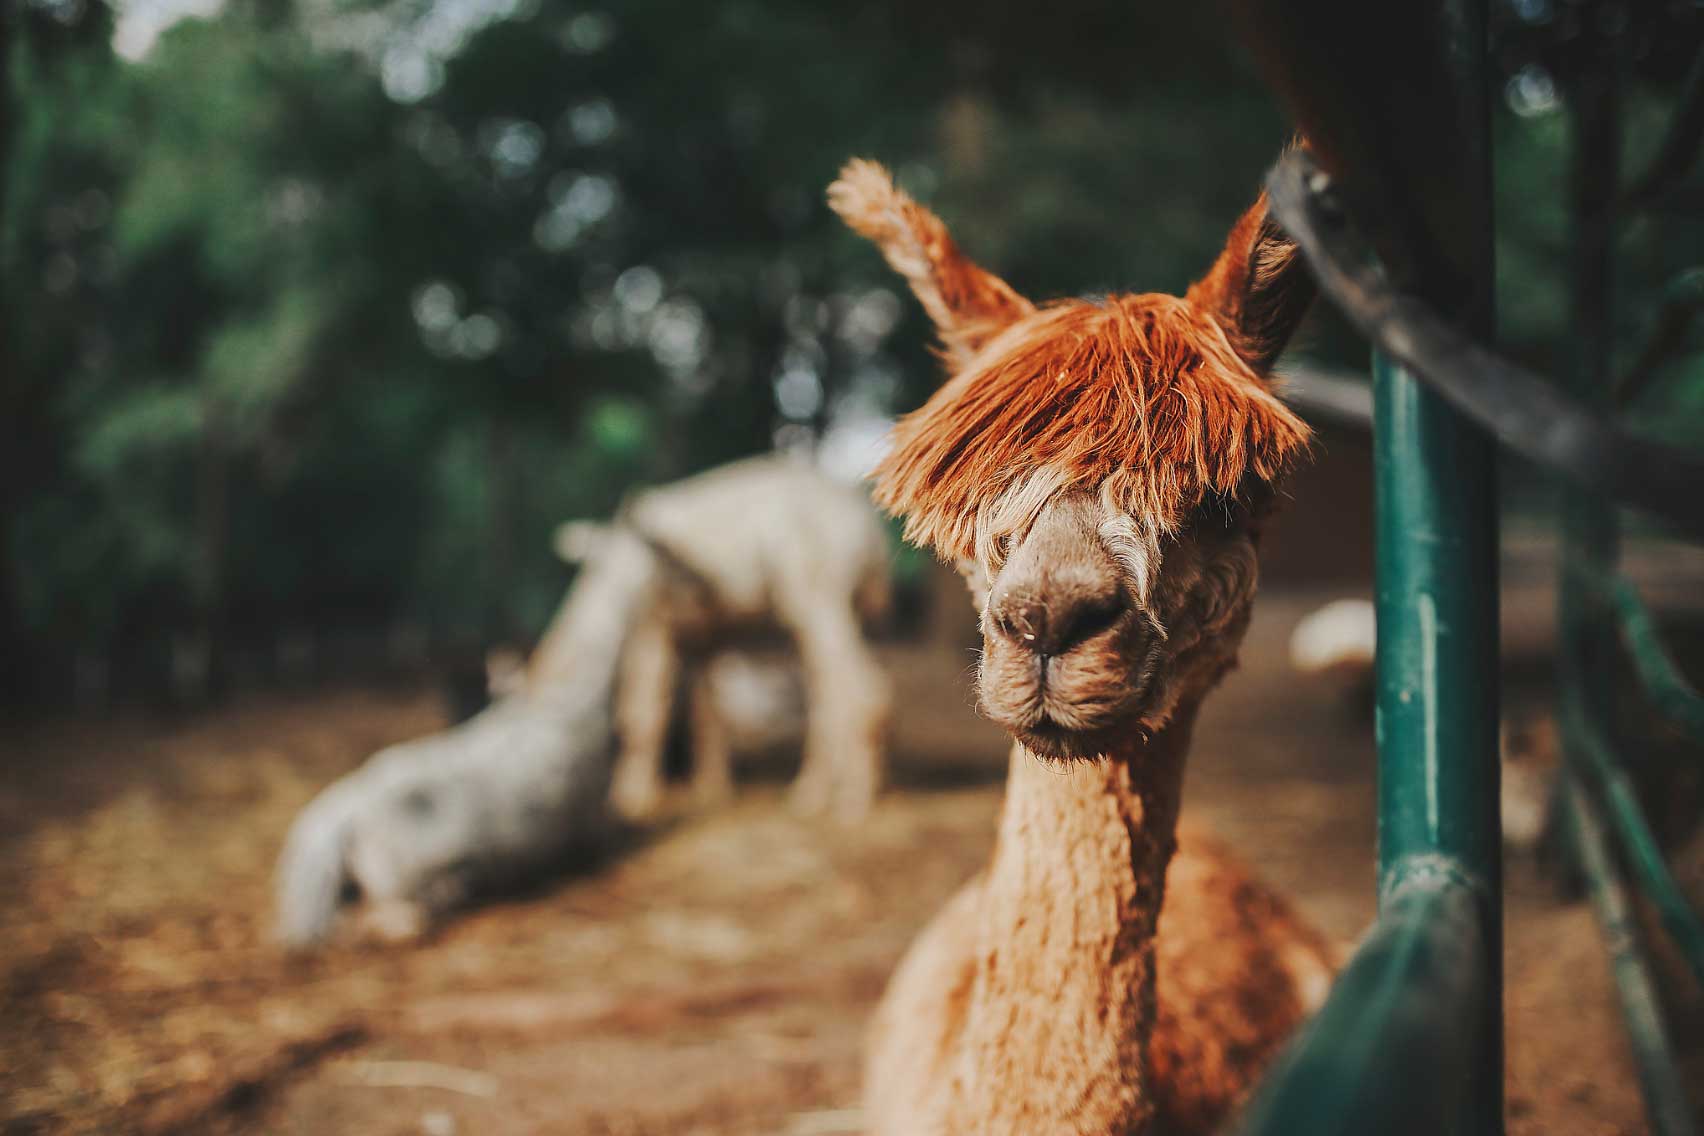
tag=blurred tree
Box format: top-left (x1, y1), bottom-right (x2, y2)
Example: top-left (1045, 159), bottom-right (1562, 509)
top-left (5, 0), bottom-right (1695, 706)
top-left (3, 0), bottom-right (123, 700)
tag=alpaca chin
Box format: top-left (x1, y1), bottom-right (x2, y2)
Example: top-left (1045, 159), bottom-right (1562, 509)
top-left (1012, 717), bottom-right (1126, 762)
top-left (979, 684), bottom-right (1137, 761)
top-left (1009, 699), bottom-right (1176, 762)
top-left (991, 687), bottom-right (1150, 762)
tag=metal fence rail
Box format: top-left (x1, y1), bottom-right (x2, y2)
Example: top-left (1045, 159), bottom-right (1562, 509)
top-left (1597, 572), bottom-right (1704, 744)
top-left (1563, 695), bottom-right (1704, 989)
top-left (1235, 868), bottom-right (1492, 1136)
top-left (1231, 1), bottom-right (1704, 1133)
top-left (1563, 773), bottom-right (1700, 1136)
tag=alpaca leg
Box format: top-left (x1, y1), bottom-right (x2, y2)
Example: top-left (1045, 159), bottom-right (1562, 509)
top-left (610, 617), bottom-right (679, 820)
top-left (788, 723), bottom-right (837, 817)
top-left (784, 600), bottom-right (890, 822)
top-left (824, 633), bottom-right (890, 823)
top-left (356, 898), bottom-right (431, 943)
top-left (346, 821), bottom-right (472, 945)
top-left (688, 666), bottom-right (736, 807)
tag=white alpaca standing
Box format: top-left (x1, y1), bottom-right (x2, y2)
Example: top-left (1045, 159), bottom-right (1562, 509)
top-left (537, 454), bottom-right (893, 822)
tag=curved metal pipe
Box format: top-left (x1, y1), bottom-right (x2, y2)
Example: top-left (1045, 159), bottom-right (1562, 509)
top-left (1265, 148), bottom-right (1704, 537)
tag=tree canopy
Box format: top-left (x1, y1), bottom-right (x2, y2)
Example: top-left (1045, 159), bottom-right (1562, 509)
top-left (4, 0), bottom-right (1700, 703)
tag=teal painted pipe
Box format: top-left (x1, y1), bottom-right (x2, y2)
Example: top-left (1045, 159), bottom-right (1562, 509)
top-left (1372, 354), bottom-right (1502, 898)
top-left (1607, 574), bottom-right (1704, 744)
top-left (1235, 868), bottom-right (1489, 1136)
top-left (1370, 0), bottom-right (1500, 900)
top-left (1557, 42), bottom-right (1624, 788)
top-left (1562, 773), bottom-right (1700, 1136)
top-left (1366, 6), bottom-right (1501, 1132)
top-left (1562, 693), bottom-right (1704, 987)
top-left (1370, 347), bottom-right (1503, 1136)
top-left (1244, 0), bottom-right (1504, 1129)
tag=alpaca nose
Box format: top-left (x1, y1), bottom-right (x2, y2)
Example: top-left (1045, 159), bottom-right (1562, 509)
top-left (990, 589), bottom-right (1126, 657)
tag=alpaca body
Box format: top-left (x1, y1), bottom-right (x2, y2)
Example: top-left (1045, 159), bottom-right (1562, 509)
top-left (275, 687), bottom-right (618, 945)
top-left (540, 455), bottom-right (893, 821)
top-left (830, 156), bottom-right (1333, 1133)
top-left (864, 736), bottom-right (1333, 1136)
top-left (274, 527), bottom-right (655, 945)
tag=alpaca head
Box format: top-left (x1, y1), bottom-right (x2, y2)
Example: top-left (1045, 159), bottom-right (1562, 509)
top-left (830, 159), bottom-right (1314, 759)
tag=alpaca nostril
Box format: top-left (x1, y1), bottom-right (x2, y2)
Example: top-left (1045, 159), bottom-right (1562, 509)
top-left (991, 599), bottom-right (1046, 647)
top-left (1058, 595), bottom-right (1126, 649)
top-left (992, 592), bottom-right (1125, 656)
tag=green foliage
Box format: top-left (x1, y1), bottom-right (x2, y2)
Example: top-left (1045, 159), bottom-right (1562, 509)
top-left (6, 0), bottom-right (1699, 699)
top-left (1493, 65), bottom-right (1704, 455)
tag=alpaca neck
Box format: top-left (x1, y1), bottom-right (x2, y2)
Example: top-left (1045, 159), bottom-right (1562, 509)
top-left (951, 699), bottom-right (1201, 1135)
top-left (526, 539), bottom-right (662, 710)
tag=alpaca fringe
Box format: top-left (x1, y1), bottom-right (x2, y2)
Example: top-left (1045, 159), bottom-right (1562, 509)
top-left (869, 295), bottom-right (1310, 563)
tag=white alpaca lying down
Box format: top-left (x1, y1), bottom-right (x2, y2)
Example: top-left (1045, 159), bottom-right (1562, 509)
top-left (273, 528), bottom-right (652, 947)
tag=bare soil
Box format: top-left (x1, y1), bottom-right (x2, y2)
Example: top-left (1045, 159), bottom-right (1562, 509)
top-left (0, 594), bottom-right (1669, 1136)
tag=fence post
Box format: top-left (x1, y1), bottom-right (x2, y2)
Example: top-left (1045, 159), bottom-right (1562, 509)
top-left (1557, 18), bottom-right (1621, 750)
top-left (1370, 2), bottom-right (1502, 1133)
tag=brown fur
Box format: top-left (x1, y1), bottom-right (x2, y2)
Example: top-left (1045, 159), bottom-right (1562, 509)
top-left (836, 157), bottom-right (1334, 1135)
top-left (830, 160), bottom-right (1311, 564)
top-left (829, 158), bottom-right (1036, 368)
top-left (1185, 193), bottom-right (1317, 376)
top-left (864, 732), bottom-right (1335, 1136)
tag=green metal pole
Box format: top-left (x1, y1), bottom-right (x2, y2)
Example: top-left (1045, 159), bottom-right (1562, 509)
top-left (1558, 49), bottom-right (1623, 754)
top-left (1562, 773), bottom-right (1700, 1136)
top-left (1373, 354), bottom-right (1501, 899)
top-left (1372, 352), bottom-right (1502, 1134)
top-left (1371, 2), bottom-right (1500, 1132)
top-left (1234, 871), bottom-right (1491, 1136)
top-left (1558, 38), bottom-right (1704, 1136)
top-left (1563, 697), bottom-right (1704, 987)
top-left (1603, 572), bottom-right (1704, 745)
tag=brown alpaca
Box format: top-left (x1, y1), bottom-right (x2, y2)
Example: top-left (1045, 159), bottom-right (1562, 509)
top-left (832, 159), bottom-right (1335, 1134)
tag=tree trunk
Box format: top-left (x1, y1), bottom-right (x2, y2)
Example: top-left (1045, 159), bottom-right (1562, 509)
top-left (484, 414), bottom-right (519, 645)
top-left (189, 401), bottom-right (230, 703)
top-left (0, 4), bottom-right (24, 706)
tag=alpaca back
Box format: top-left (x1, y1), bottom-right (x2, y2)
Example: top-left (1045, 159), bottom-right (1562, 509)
top-left (275, 607), bottom-right (627, 944)
top-left (624, 455), bottom-right (890, 621)
top-left (1149, 824), bottom-right (1337, 1133)
top-left (345, 691), bottom-right (617, 897)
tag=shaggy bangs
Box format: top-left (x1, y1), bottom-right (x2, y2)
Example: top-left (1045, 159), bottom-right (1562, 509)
top-left (869, 294), bottom-right (1311, 562)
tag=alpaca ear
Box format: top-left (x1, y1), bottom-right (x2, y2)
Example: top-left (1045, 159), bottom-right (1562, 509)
top-left (1185, 191), bottom-right (1315, 377)
top-left (828, 159), bottom-right (1034, 368)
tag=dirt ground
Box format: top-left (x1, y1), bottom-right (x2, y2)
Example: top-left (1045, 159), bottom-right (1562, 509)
top-left (0, 592), bottom-right (1675, 1136)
